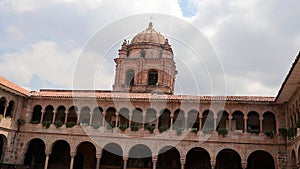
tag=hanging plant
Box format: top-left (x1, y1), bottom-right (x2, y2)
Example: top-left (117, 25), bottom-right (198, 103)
top-left (217, 128), bottom-right (228, 137)
top-left (54, 121), bottom-right (63, 128)
top-left (42, 121), bottom-right (51, 129)
top-left (17, 118), bottom-right (26, 126)
top-left (144, 124), bottom-right (155, 133)
top-left (66, 121), bottom-right (76, 128)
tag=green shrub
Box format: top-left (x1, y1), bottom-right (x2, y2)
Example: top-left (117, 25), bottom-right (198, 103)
top-left (202, 128), bottom-right (213, 134)
top-left (66, 121), bottom-right (76, 128)
top-left (17, 118), bottom-right (26, 125)
top-left (119, 124), bottom-right (127, 131)
top-left (131, 124), bottom-right (139, 131)
top-left (264, 130), bottom-right (274, 138)
top-left (30, 120), bottom-right (40, 124)
top-left (145, 124), bottom-right (155, 133)
top-left (288, 126), bottom-right (296, 139)
top-left (42, 121), bottom-right (51, 129)
top-left (0, 115), bottom-right (3, 122)
top-left (92, 123), bottom-right (100, 129)
top-left (158, 125), bottom-right (168, 133)
top-left (217, 128), bottom-right (228, 137)
top-left (191, 128), bottom-right (198, 134)
top-left (106, 123), bottom-right (115, 130)
top-left (296, 120), bottom-right (300, 128)
top-left (278, 128), bottom-right (288, 138)
top-left (247, 128), bottom-right (260, 135)
top-left (54, 121), bottom-right (63, 128)
top-left (176, 128), bottom-right (183, 135)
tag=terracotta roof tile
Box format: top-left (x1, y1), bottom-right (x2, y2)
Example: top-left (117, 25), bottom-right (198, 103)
top-left (30, 89), bottom-right (275, 102)
top-left (0, 76), bottom-right (30, 96)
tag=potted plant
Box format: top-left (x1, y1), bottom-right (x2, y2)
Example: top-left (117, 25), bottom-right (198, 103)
top-left (158, 125), bottom-right (168, 133)
top-left (30, 120), bottom-right (40, 124)
top-left (176, 128), bottom-right (183, 135)
top-left (191, 128), bottom-right (198, 134)
top-left (17, 118), bottom-right (26, 126)
top-left (54, 121), bottom-right (63, 128)
top-left (119, 124), bottom-right (127, 131)
top-left (287, 126), bottom-right (296, 139)
top-left (66, 121), bottom-right (76, 128)
top-left (106, 123), bottom-right (115, 131)
top-left (264, 130), bottom-right (274, 138)
top-left (202, 128), bottom-right (213, 134)
top-left (217, 128), bottom-right (228, 137)
top-left (130, 124), bottom-right (139, 131)
top-left (144, 124), bottom-right (155, 133)
top-left (92, 123), bottom-right (100, 129)
top-left (42, 121), bottom-right (51, 129)
top-left (278, 128), bottom-right (288, 138)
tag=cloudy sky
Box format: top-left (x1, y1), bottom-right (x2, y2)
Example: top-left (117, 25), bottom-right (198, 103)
top-left (0, 0), bottom-right (299, 96)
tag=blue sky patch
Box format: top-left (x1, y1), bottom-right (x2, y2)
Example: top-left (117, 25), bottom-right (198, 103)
top-left (178, 0), bottom-right (200, 17)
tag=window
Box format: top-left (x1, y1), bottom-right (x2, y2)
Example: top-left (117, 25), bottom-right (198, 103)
top-left (148, 70), bottom-right (158, 85)
top-left (125, 70), bottom-right (135, 87)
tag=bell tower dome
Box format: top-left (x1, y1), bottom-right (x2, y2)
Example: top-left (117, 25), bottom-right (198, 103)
top-left (113, 22), bottom-right (177, 94)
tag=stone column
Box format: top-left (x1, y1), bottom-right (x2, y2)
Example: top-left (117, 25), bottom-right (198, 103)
top-left (242, 162), bottom-right (247, 169)
top-left (228, 115), bottom-right (232, 131)
top-left (115, 112), bottom-right (120, 127)
top-left (96, 153), bottom-right (102, 169)
top-left (170, 113), bottom-right (174, 130)
top-left (211, 160), bottom-right (216, 169)
top-left (70, 152), bottom-right (76, 169)
top-left (180, 158), bottom-right (185, 169)
top-left (213, 115), bottom-right (217, 131)
top-left (3, 103), bottom-right (8, 117)
top-left (76, 112), bottom-right (80, 125)
top-left (44, 150), bottom-right (51, 169)
top-left (52, 111), bottom-right (57, 124)
top-left (244, 116), bottom-right (248, 133)
top-left (184, 115), bottom-right (188, 131)
top-left (152, 157), bottom-right (157, 169)
top-left (199, 114), bottom-right (202, 130)
top-left (123, 156), bottom-right (128, 169)
top-left (142, 112), bottom-right (146, 129)
top-left (259, 117), bottom-right (264, 133)
top-left (155, 115), bottom-right (159, 131)
top-left (41, 109), bottom-right (45, 123)
top-left (64, 113), bottom-right (68, 124)
top-left (89, 111), bottom-right (93, 126)
top-left (128, 113), bottom-right (132, 128)
top-left (102, 112), bottom-right (106, 128)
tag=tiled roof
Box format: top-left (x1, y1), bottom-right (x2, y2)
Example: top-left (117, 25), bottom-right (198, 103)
top-left (30, 89), bottom-right (275, 102)
top-left (0, 76), bottom-right (30, 96)
top-left (0, 77), bottom-right (275, 102)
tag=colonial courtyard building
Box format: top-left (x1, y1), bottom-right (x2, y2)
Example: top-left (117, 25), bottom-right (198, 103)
top-left (0, 23), bottom-right (299, 169)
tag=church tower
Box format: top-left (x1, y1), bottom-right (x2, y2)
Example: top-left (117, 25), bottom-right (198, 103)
top-left (113, 22), bottom-right (177, 94)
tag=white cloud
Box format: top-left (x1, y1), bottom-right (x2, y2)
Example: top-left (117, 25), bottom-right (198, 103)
top-left (0, 41), bottom-right (79, 90)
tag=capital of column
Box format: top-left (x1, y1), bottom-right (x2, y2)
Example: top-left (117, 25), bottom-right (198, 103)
top-left (152, 157), bottom-right (158, 163)
top-left (259, 117), bottom-right (264, 121)
top-left (241, 162), bottom-right (247, 169)
top-left (170, 114), bottom-right (174, 118)
top-left (243, 116), bottom-right (248, 120)
top-left (180, 158), bottom-right (186, 164)
top-left (96, 153), bottom-right (102, 159)
top-left (45, 149), bottom-right (51, 156)
top-left (70, 151), bottom-right (76, 157)
top-left (115, 112), bottom-right (119, 116)
top-left (213, 115), bottom-right (218, 119)
top-left (228, 116), bottom-right (233, 120)
top-left (123, 156), bottom-right (128, 161)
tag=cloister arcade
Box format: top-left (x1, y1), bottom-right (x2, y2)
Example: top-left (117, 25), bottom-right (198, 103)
top-left (29, 104), bottom-right (277, 134)
top-left (0, 96), bottom-right (15, 118)
top-left (21, 137), bottom-right (276, 169)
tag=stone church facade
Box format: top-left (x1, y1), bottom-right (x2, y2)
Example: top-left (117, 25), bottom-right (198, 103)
top-left (0, 23), bottom-right (299, 169)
